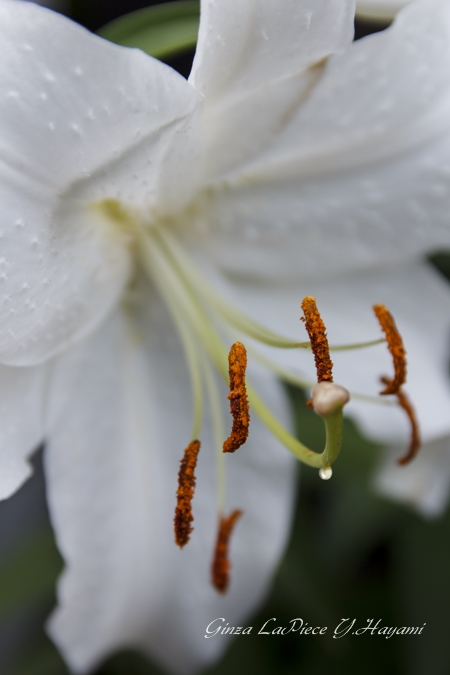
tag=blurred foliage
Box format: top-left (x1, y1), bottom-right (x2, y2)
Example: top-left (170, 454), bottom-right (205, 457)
top-left (1, 2), bottom-right (450, 674)
top-left (429, 251), bottom-right (450, 282)
top-left (0, 529), bottom-right (62, 623)
top-left (98, 1), bottom-right (199, 60)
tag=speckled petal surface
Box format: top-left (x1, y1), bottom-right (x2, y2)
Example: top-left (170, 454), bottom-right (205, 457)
top-left (190, 0), bottom-right (355, 177)
top-left (0, 0), bottom-right (202, 366)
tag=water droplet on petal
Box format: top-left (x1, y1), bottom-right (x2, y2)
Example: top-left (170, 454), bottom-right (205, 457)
top-left (319, 466), bottom-right (332, 481)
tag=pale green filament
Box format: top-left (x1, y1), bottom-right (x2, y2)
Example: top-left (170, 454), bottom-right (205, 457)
top-left (203, 358), bottom-right (226, 514)
top-left (328, 338), bottom-right (385, 351)
top-left (156, 228), bottom-right (307, 349)
top-left (246, 344), bottom-right (395, 406)
top-left (163, 295), bottom-right (203, 441)
top-left (156, 228), bottom-right (384, 353)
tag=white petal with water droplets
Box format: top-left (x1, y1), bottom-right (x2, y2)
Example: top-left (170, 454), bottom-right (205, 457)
top-left (45, 283), bottom-right (295, 675)
top-left (191, 0), bottom-right (450, 281)
top-left (191, 0), bottom-right (355, 99)
top-left (190, 0), bottom-right (355, 177)
top-left (0, 0), bottom-right (202, 366)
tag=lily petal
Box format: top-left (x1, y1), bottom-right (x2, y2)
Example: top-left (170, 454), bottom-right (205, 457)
top-left (0, 361), bottom-right (47, 499)
top-left (189, 0), bottom-right (355, 177)
top-left (193, 0), bottom-right (450, 281)
top-left (44, 284), bottom-right (295, 675)
top-left (0, 0), bottom-right (202, 366)
top-left (374, 436), bottom-right (450, 517)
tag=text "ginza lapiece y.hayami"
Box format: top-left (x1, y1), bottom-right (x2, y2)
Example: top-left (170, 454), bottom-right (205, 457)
top-left (204, 617), bottom-right (426, 638)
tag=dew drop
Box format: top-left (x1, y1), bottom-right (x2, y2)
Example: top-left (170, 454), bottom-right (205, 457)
top-left (319, 466), bottom-right (332, 481)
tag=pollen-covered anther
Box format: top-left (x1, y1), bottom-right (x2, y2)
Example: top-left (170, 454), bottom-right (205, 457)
top-left (174, 439), bottom-right (201, 548)
top-left (223, 342), bottom-right (250, 453)
top-left (380, 377), bottom-right (421, 466)
top-left (311, 381), bottom-right (350, 417)
top-left (373, 303), bottom-right (406, 395)
top-left (301, 296), bottom-right (334, 384)
top-left (211, 509), bottom-right (243, 593)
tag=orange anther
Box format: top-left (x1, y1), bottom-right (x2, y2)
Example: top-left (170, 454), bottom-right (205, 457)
top-left (211, 509), bottom-right (243, 593)
top-left (373, 304), bottom-right (406, 395)
top-left (223, 342), bottom-right (250, 453)
top-left (174, 440), bottom-right (201, 548)
top-left (301, 296), bottom-right (333, 384)
top-left (374, 307), bottom-right (420, 466)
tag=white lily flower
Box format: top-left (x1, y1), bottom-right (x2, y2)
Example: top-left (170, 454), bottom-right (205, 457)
top-left (12, 0), bottom-right (68, 12)
top-left (356, 0), bottom-right (413, 21)
top-left (2, 0), bottom-right (450, 672)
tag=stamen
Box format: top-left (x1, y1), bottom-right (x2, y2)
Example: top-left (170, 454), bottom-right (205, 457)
top-left (373, 304), bottom-right (406, 395)
top-left (374, 307), bottom-right (420, 465)
top-left (301, 296), bottom-right (333, 383)
top-left (223, 342), bottom-right (250, 453)
top-left (140, 231), bottom-right (353, 469)
top-left (211, 509), bottom-right (243, 593)
top-left (174, 440), bottom-right (201, 548)
top-left (380, 376), bottom-right (421, 465)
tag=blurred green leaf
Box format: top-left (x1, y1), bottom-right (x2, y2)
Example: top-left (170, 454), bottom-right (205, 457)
top-left (0, 526), bottom-right (62, 622)
top-left (393, 508), bottom-right (450, 675)
top-left (98, 1), bottom-right (199, 59)
top-left (11, 637), bottom-right (67, 675)
top-left (97, 651), bottom-right (164, 675)
top-left (429, 250), bottom-right (450, 282)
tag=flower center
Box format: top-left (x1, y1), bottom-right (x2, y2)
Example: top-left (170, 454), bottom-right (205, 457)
top-left (92, 196), bottom-right (402, 473)
top-left (94, 196), bottom-right (421, 593)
